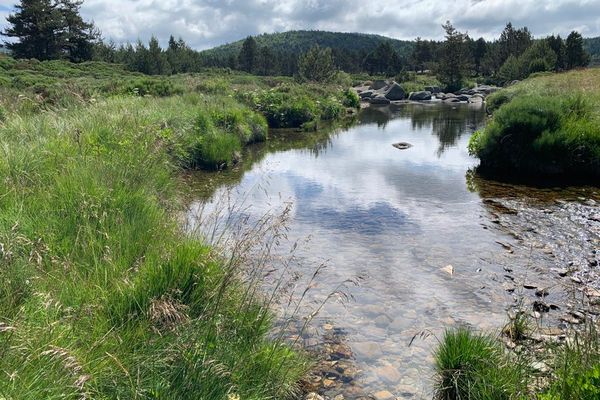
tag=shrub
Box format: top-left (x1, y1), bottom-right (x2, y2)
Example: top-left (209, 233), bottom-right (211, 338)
top-left (341, 88), bottom-right (360, 108)
top-left (319, 97), bottom-right (344, 121)
top-left (434, 328), bottom-right (523, 400)
top-left (469, 94), bottom-right (600, 178)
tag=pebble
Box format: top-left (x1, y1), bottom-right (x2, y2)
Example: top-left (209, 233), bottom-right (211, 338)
top-left (352, 342), bottom-right (382, 359)
top-left (441, 265), bottom-right (454, 275)
top-left (372, 390), bottom-right (395, 400)
top-left (376, 364), bottom-right (401, 383)
top-left (306, 393), bottom-right (324, 400)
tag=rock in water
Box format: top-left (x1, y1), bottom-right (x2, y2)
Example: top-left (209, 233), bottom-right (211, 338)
top-left (384, 82), bottom-right (406, 100)
top-left (442, 265), bottom-right (454, 275)
top-left (408, 91), bottom-right (432, 101)
top-left (369, 95), bottom-right (390, 105)
top-left (392, 142), bottom-right (412, 150)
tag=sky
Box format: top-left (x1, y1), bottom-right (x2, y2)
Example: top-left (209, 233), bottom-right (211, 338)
top-left (0, 0), bottom-right (599, 50)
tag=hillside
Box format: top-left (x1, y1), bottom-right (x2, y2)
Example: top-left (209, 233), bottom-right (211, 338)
top-left (201, 30), bottom-right (415, 60)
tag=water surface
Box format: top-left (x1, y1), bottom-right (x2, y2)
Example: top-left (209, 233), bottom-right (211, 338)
top-left (186, 103), bottom-right (599, 399)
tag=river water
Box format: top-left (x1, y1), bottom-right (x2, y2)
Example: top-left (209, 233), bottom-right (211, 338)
top-left (185, 103), bottom-right (600, 399)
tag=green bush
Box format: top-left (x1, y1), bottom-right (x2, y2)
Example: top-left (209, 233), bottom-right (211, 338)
top-left (434, 328), bottom-right (523, 400)
top-left (341, 88), bottom-right (360, 108)
top-left (469, 93), bottom-right (600, 178)
top-left (319, 97), bottom-right (344, 120)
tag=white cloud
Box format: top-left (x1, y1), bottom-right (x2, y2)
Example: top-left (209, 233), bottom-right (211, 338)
top-left (0, 0), bottom-right (599, 49)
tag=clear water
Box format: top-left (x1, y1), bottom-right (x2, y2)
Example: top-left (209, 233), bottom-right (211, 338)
top-left (185, 103), bottom-right (600, 399)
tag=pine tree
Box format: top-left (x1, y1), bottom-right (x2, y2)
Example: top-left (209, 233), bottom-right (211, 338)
top-left (472, 37), bottom-right (488, 75)
top-left (297, 45), bottom-right (336, 82)
top-left (546, 34), bottom-right (566, 70)
top-left (437, 21), bottom-right (469, 92)
top-left (2, 0), bottom-right (97, 61)
top-left (565, 31), bottom-right (590, 69)
top-left (238, 36), bottom-right (257, 73)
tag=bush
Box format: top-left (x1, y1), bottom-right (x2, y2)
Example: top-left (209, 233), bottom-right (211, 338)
top-left (469, 93), bottom-right (600, 179)
top-left (434, 328), bottom-right (523, 400)
top-left (341, 88), bottom-right (360, 108)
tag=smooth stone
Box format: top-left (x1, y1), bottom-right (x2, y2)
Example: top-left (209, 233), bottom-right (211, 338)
top-left (372, 390), bottom-right (395, 400)
top-left (376, 364), bottom-right (401, 383)
top-left (352, 342), bottom-right (383, 359)
top-left (305, 393), bottom-right (324, 400)
top-left (441, 264), bottom-right (454, 275)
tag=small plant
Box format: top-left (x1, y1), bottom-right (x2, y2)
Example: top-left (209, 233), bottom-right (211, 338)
top-left (434, 327), bottom-right (524, 400)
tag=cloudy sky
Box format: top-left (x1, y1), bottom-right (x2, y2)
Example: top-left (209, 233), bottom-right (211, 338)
top-left (1, 0), bottom-right (599, 50)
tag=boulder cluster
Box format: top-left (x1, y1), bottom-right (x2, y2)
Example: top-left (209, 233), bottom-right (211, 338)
top-left (354, 80), bottom-right (500, 105)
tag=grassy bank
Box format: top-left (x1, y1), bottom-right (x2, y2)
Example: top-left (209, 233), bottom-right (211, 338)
top-left (433, 323), bottom-right (600, 399)
top-left (0, 86), bottom-right (315, 397)
top-left (468, 69), bottom-right (600, 181)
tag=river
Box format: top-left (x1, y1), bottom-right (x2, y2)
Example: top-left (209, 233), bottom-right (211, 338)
top-left (185, 103), bottom-right (600, 399)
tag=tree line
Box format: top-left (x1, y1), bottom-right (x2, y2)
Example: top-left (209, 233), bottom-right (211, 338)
top-left (1, 0), bottom-right (592, 86)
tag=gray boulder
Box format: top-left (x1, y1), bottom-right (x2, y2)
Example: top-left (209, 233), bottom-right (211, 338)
top-left (457, 94), bottom-right (471, 102)
top-left (359, 90), bottom-right (374, 99)
top-left (369, 95), bottom-right (391, 105)
top-left (370, 80), bottom-right (388, 90)
top-left (384, 83), bottom-right (406, 101)
top-left (469, 94), bottom-right (484, 103)
top-left (408, 91), bottom-right (432, 101)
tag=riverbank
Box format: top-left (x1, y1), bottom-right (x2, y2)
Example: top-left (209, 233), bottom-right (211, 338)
top-left (0, 93), bottom-right (315, 397)
top-left (469, 68), bottom-right (600, 181)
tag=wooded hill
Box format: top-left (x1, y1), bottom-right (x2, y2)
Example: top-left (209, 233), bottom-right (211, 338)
top-left (201, 30), bottom-right (415, 61)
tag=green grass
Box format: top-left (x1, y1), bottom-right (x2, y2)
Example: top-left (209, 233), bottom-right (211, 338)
top-left (0, 55), bottom-right (357, 132)
top-left (0, 94), bottom-right (310, 399)
top-left (433, 328), bottom-right (526, 400)
top-left (469, 69), bottom-right (600, 180)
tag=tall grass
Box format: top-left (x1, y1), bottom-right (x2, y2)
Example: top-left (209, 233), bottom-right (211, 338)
top-left (0, 94), bottom-right (309, 398)
top-left (469, 69), bottom-right (600, 181)
top-left (433, 328), bottom-right (526, 400)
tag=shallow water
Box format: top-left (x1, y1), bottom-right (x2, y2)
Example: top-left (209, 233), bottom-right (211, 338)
top-left (185, 103), bottom-right (600, 399)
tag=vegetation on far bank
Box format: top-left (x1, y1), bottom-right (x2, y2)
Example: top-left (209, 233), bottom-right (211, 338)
top-left (468, 69), bottom-right (600, 180)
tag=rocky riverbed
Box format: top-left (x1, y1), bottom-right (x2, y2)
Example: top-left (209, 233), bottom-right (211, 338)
top-left (353, 80), bottom-right (500, 106)
top-left (299, 179), bottom-right (599, 400)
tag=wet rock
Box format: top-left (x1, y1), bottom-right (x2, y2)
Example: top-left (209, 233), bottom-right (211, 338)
top-left (584, 287), bottom-right (600, 298)
top-left (373, 390), bottom-right (395, 400)
top-left (376, 364), bottom-right (401, 383)
top-left (408, 91), bottom-right (432, 101)
top-left (333, 395), bottom-right (345, 400)
top-left (306, 393), bottom-right (325, 400)
top-left (353, 342), bottom-right (382, 359)
top-left (533, 301), bottom-right (550, 313)
top-left (374, 315), bottom-right (392, 328)
top-left (535, 288), bottom-right (549, 297)
top-left (384, 83), bottom-right (406, 101)
top-left (561, 315), bottom-right (583, 324)
top-left (524, 282), bottom-right (539, 290)
top-left (370, 95), bottom-right (391, 105)
top-left (392, 142), bottom-right (412, 150)
top-left (359, 90), bottom-right (375, 99)
top-left (396, 385), bottom-right (417, 398)
top-left (441, 265), bottom-right (454, 275)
